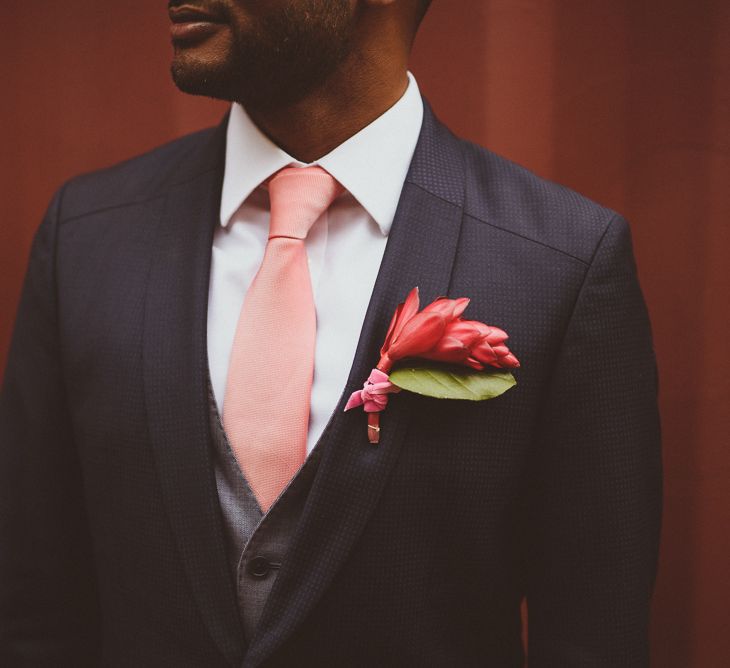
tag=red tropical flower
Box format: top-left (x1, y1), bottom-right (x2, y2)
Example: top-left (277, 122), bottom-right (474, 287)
top-left (346, 287), bottom-right (520, 444)
top-left (421, 319), bottom-right (520, 370)
top-left (377, 288), bottom-right (519, 372)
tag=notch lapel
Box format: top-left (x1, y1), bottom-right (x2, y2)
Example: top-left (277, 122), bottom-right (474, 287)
top-left (143, 121), bottom-right (246, 665)
top-left (244, 101), bottom-right (467, 667)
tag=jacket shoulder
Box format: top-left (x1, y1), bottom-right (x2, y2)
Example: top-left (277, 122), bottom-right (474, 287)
top-left (57, 126), bottom-right (220, 223)
top-left (461, 138), bottom-right (621, 264)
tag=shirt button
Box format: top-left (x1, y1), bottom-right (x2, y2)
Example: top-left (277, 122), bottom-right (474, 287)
top-left (247, 555), bottom-right (272, 578)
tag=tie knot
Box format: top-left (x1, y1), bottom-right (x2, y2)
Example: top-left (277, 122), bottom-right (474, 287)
top-left (266, 166), bottom-right (343, 240)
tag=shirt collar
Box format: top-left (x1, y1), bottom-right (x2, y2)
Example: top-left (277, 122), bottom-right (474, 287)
top-left (220, 71), bottom-right (424, 235)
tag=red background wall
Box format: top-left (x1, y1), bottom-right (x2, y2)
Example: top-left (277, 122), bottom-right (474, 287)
top-left (2, 2), bottom-right (728, 665)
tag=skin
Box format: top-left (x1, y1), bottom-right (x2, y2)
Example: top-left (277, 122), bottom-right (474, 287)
top-left (169, 0), bottom-right (425, 162)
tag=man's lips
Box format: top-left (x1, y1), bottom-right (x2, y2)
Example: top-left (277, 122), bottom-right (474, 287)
top-left (169, 4), bottom-right (225, 41)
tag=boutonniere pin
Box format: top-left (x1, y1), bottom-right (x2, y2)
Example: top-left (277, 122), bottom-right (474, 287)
top-left (345, 287), bottom-right (520, 443)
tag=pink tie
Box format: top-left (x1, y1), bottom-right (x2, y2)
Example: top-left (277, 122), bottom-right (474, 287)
top-left (222, 166), bottom-right (343, 513)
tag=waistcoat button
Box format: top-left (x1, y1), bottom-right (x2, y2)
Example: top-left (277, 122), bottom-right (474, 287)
top-left (247, 555), bottom-right (272, 578)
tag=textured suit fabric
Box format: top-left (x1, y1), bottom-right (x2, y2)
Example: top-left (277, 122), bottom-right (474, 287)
top-left (207, 378), bottom-right (323, 642)
top-left (0, 99), bottom-right (662, 667)
top-left (208, 377), bottom-right (265, 578)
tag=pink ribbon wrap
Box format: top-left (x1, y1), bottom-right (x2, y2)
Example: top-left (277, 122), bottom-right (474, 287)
top-left (344, 368), bottom-right (401, 413)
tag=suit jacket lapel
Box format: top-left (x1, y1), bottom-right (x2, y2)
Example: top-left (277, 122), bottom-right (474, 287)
top-left (245, 100), bottom-right (467, 666)
top-left (143, 120), bottom-right (246, 666)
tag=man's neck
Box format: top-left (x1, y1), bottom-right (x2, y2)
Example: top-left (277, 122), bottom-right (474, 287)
top-left (244, 63), bottom-right (410, 164)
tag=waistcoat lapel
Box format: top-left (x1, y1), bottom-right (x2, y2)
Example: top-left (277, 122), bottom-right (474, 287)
top-left (143, 119), bottom-right (246, 666)
top-left (244, 100), bottom-right (467, 667)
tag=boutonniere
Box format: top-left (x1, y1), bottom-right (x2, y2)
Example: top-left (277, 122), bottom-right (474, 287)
top-left (345, 287), bottom-right (520, 443)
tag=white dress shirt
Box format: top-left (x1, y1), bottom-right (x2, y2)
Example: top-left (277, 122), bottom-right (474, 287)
top-left (207, 71), bottom-right (424, 455)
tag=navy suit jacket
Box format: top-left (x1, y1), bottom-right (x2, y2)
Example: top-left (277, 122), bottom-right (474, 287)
top-left (1, 100), bottom-right (662, 667)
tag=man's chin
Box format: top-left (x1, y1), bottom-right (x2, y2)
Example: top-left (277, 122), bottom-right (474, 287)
top-left (170, 57), bottom-right (296, 110)
top-left (170, 57), bottom-right (235, 101)
top-left (169, 30), bottom-right (239, 99)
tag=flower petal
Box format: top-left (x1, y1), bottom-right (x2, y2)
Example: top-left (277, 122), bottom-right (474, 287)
top-left (388, 311), bottom-right (446, 360)
top-left (421, 298), bottom-right (455, 317)
top-left (380, 301), bottom-right (403, 355)
top-left (394, 287), bottom-right (420, 338)
top-left (486, 326), bottom-right (508, 343)
top-left (501, 353), bottom-right (520, 368)
top-left (470, 342), bottom-right (498, 363)
top-left (421, 336), bottom-right (470, 363)
top-left (432, 335), bottom-right (469, 355)
top-left (452, 297), bottom-right (470, 318)
top-left (422, 296), bottom-right (470, 320)
top-left (381, 287), bottom-right (420, 357)
top-left (465, 357), bottom-right (485, 370)
top-left (442, 320), bottom-right (482, 347)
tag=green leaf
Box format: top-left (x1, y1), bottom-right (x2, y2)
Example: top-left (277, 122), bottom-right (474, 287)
top-left (389, 363), bottom-right (516, 401)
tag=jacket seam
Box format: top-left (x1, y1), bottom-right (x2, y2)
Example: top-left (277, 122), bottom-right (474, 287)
top-left (544, 213), bottom-right (619, 367)
top-left (463, 210), bottom-right (595, 266)
top-left (58, 166), bottom-right (219, 226)
top-left (531, 212), bottom-right (621, 431)
top-left (405, 179), bottom-right (462, 209)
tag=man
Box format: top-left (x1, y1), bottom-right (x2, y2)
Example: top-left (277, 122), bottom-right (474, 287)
top-left (0, 0), bottom-right (662, 665)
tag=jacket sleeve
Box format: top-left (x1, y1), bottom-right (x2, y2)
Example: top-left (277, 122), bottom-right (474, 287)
top-left (0, 188), bottom-right (100, 666)
top-left (525, 215), bottom-right (663, 666)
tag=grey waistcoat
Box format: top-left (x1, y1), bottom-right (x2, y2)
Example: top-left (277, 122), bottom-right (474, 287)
top-left (207, 380), bottom-right (323, 641)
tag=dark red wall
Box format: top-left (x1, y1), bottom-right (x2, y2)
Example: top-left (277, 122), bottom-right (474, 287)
top-left (2, 2), bottom-right (729, 665)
